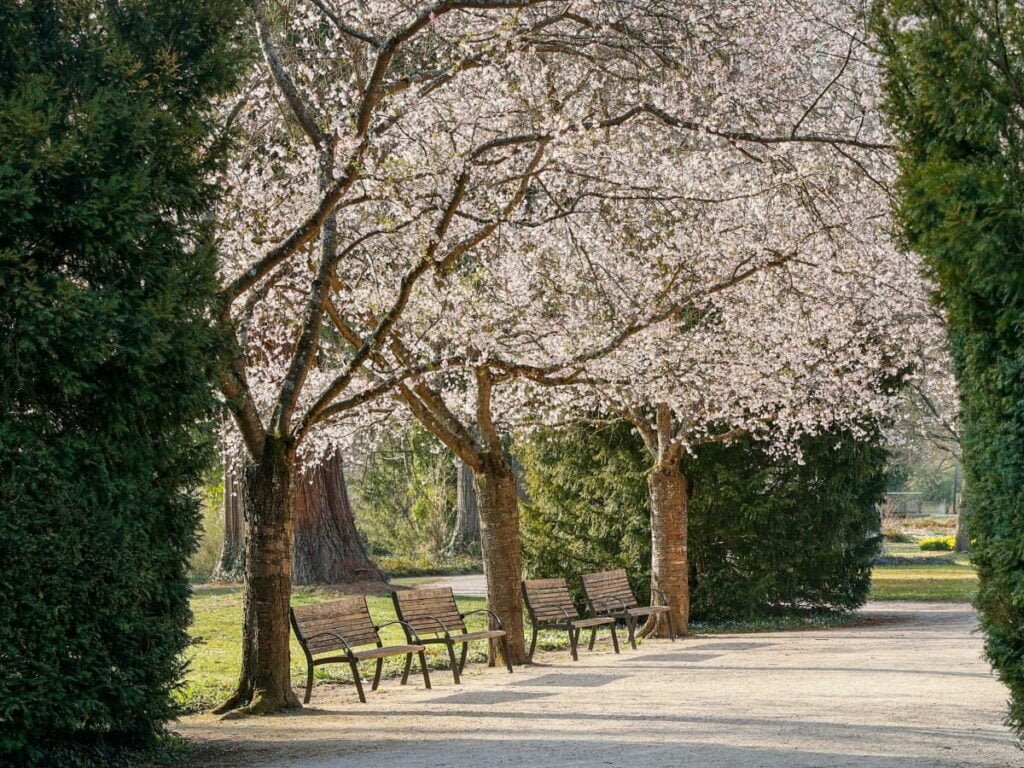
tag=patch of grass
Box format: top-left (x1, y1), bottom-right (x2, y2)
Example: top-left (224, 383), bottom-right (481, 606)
top-left (870, 562), bottom-right (978, 601)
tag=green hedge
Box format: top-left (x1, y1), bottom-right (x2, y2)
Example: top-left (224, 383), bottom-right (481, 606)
top-left (873, 0), bottom-right (1024, 735)
top-left (519, 423), bottom-right (885, 620)
top-left (0, 2), bottom-right (244, 763)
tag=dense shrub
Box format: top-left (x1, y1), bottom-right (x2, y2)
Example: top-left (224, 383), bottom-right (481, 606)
top-left (0, 2), bottom-right (244, 763)
top-left (874, 0), bottom-right (1024, 734)
top-left (519, 423), bottom-right (886, 620)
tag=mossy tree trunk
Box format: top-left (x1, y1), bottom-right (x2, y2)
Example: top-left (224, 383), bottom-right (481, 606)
top-left (647, 461), bottom-right (689, 637)
top-left (475, 451), bottom-right (527, 664)
top-left (214, 436), bottom-right (301, 715)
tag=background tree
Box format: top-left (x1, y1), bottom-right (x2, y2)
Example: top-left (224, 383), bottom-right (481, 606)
top-left (519, 421), bottom-right (887, 619)
top-left (873, 0), bottom-right (1024, 734)
top-left (215, 449), bottom-right (384, 584)
top-left (0, 1), bottom-right (245, 762)
top-left (447, 459), bottom-right (481, 557)
top-left (292, 448), bottom-right (384, 584)
top-left (350, 423), bottom-right (457, 561)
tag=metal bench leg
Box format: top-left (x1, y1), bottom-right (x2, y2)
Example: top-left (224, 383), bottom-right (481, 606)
top-left (401, 652), bottom-right (412, 685)
top-left (569, 626), bottom-right (579, 661)
top-left (459, 641), bottom-right (470, 675)
top-left (528, 624), bottom-right (538, 662)
top-left (627, 615), bottom-right (638, 650)
top-left (372, 658), bottom-right (383, 691)
top-left (588, 627), bottom-right (597, 651)
top-left (349, 658), bottom-right (366, 703)
top-left (610, 624), bottom-right (620, 654)
top-left (500, 634), bottom-right (513, 673)
top-left (667, 610), bottom-right (677, 642)
top-left (446, 640), bottom-right (461, 684)
top-left (304, 663), bottom-right (314, 704)
top-left (418, 651), bottom-right (432, 689)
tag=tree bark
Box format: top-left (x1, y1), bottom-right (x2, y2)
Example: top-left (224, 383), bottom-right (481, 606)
top-left (647, 462), bottom-right (690, 637)
top-left (474, 451), bottom-right (527, 664)
top-left (214, 437), bottom-right (301, 715)
top-left (955, 502), bottom-right (971, 553)
top-left (293, 448), bottom-right (385, 584)
top-left (214, 454), bottom-right (246, 581)
top-left (446, 458), bottom-right (481, 556)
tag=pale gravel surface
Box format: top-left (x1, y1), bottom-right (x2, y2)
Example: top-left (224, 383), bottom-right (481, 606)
top-left (178, 601), bottom-right (1021, 768)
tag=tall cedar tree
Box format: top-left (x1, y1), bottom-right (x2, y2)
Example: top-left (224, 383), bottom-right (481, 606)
top-left (872, 0), bottom-right (1024, 735)
top-left (0, 1), bottom-right (245, 762)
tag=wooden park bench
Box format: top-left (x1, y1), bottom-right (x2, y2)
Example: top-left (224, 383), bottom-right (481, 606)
top-left (521, 577), bottom-right (620, 662)
top-left (392, 587), bottom-right (513, 684)
top-left (290, 596), bottom-right (431, 704)
top-left (582, 568), bottom-right (676, 649)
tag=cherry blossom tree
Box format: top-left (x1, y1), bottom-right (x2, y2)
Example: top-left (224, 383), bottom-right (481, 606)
top-left (212, 0), bottom-right (923, 714)
top-left (359, 0), bottom-right (934, 641)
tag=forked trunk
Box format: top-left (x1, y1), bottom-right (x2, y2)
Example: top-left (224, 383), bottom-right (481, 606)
top-left (293, 449), bottom-right (384, 584)
top-left (446, 459), bottom-right (481, 557)
top-left (648, 463), bottom-right (689, 637)
top-left (214, 455), bottom-right (246, 581)
top-left (475, 452), bottom-right (527, 664)
top-left (214, 437), bottom-right (301, 715)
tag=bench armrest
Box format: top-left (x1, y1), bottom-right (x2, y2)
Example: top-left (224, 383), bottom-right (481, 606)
top-left (375, 619), bottom-right (424, 644)
top-left (650, 588), bottom-right (669, 606)
top-left (461, 608), bottom-right (504, 631)
top-left (304, 631), bottom-right (354, 655)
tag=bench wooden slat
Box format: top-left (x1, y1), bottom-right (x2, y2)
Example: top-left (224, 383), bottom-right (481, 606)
top-left (292, 597), bottom-right (380, 655)
top-left (392, 588), bottom-right (468, 636)
top-left (582, 569), bottom-right (639, 609)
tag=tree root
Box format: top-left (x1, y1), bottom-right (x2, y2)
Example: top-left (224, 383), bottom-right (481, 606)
top-left (211, 690), bottom-right (247, 716)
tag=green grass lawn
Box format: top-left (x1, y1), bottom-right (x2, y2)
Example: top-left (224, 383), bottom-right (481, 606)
top-left (870, 562), bottom-right (978, 601)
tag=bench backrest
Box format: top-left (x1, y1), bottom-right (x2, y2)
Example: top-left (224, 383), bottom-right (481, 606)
top-left (392, 587), bottom-right (467, 637)
top-left (290, 596), bottom-right (379, 656)
top-left (521, 578), bottom-right (580, 623)
top-left (581, 569), bottom-right (638, 612)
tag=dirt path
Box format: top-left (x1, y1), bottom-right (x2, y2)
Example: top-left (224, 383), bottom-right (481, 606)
top-left (177, 602), bottom-right (1019, 767)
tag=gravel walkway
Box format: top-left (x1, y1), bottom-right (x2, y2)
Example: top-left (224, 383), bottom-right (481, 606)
top-left (179, 601), bottom-right (1019, 767)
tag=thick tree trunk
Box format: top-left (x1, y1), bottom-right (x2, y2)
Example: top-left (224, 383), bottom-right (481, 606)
top-left (293, 448), bottom-right (385, 584)
top-left (446, 459), bottom-right (481, 556)
top-left (475, 452), bottom-right (527, 664)
top-left (648, 463), bottom-right (689, 637)
top-left (214, 437), bottom-right (301, 715)
top-left (214, 455), bottom-right (246, 581)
